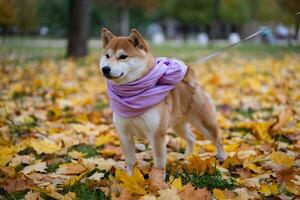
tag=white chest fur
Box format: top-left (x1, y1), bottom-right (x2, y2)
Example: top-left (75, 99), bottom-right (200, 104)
top-left (113, 106), bottom-right (161, 139)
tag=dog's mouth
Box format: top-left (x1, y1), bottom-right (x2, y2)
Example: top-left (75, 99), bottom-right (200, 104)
top-left (104, 72), bottom-right (124, 79)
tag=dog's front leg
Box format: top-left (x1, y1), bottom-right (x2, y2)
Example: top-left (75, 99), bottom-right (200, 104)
top-left (119, 133), bottom-right (136, 175)
top-left (148, 133), bottom-right (167, 171)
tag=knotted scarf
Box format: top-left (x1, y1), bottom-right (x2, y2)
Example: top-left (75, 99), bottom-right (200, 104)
top-left (106, 57), bottom-right (187, 117)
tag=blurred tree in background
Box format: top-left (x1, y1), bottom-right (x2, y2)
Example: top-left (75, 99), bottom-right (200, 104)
top-left (0, 0), bottom-right (16, 30)
top-left (67, 0), bottom-right (90, 58)
top-left (0, 0), bottom-right (299, 58)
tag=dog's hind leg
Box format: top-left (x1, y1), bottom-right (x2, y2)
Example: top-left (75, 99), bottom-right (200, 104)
top-left (188, 89), bottom-right (227, 162)
top-left (173, 123), bottom-right (195, 156)
top-left (191, 121), bottom-right (227, 162)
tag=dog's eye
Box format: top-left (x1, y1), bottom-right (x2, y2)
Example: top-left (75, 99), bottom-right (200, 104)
top-left (105, 54), bottom-right (110, 59)
top-left (118, 55), bottom-right (128, 60)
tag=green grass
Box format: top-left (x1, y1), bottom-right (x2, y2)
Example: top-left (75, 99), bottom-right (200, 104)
top-left (63, 183), bottom-right (108, 200)
top-left (0, 189), bottom-right (28, 200)
top-left (167, 163), bottom-right (236, 191)
top-left (68, 144), bottom-right (99, 158)
top-left (1, 36), bottom-right (300, 63)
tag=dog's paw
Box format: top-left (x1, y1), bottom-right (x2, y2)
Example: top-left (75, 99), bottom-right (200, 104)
top-left (216, 152), bottom-right (227, 164)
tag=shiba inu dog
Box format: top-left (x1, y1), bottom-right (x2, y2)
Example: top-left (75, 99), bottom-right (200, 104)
top-left (99, 28), bottom-right (227, 175)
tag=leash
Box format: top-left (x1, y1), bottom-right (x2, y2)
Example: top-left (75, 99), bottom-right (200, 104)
top-left (192, 11), bottom-right (300, 65)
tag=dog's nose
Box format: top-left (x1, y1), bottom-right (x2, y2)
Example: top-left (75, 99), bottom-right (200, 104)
top-left (102, 66), bottom-right (111, 75)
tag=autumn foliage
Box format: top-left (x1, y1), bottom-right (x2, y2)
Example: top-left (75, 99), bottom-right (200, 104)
top-left (0, 53), bottom-right (300, 199)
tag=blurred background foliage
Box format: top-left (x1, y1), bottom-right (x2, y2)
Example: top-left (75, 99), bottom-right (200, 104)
top-left (0, 0), bottom-right (299, 58)
top-left (0, 0), bottom-right (299, 36)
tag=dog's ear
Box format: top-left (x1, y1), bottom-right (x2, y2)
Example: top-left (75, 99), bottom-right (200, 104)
top-left (129, 29), bottom-right (148, 52)
top-left (101, 28), bottom-right (115, 48)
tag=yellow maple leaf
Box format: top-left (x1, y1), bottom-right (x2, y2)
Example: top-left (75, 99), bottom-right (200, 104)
top-left (236, 121), bottom-right (273, 142)
top-left (16, 138), bottom-right (60, 154)
top-left (169, 176), bottom-right (183, 191)
top-left (0, 146), bottom-right (16, 167)
top-left (213, 188), bottom-right (226, 200)
top-left (96, 134), bottom-right (119, 146)
top-left (270, 151), bottom-right (294, 168)
top-left (259, 183), bottom-right (279, 196)
top-left (115, 167), bottom-right (147, 195)
top-left (224, 143), bottom-right (239, 152)
top-left (243, 162), bottom-right (264, 174)
top-left (29, 138), bottom-right (61, 154)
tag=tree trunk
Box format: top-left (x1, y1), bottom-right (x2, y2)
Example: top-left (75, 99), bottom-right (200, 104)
top-left (211, 0), bottom-right (220, 39)
top-left (295, 21), bottom-right (299, 40)
top-left (67, 0), bottom-right (91, 58)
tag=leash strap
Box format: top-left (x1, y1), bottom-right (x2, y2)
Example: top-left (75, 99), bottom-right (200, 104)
top-left (192, 11), bottom-right (300, 65)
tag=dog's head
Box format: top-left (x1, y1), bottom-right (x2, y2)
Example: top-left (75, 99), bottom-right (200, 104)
top-left (99, 28), bottom-right (154, 85)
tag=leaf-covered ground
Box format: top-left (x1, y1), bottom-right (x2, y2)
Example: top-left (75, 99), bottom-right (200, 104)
top-left (0, 51), bottom-right (300, 200)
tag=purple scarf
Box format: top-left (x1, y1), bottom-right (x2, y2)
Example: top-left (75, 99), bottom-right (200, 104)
top-left (106, 57), bottom-right (187, 117)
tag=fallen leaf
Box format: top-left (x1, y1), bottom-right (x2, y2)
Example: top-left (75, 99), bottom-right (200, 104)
top-left (259, 183), bottom-right (279, 196)
top-left (276, 168), bottom-right (298, 183)
top-left (157, 188), bottom-right (180, 200)
top-left (222, 154), bottom-right (242, 168)
top-left (236, 121), bottom-right (272, 142)
top-left (235, 167), bottom-right (252, 179)
top-left (270, 151), bottom-right (294, 168)
top-left (1, 174), bottom-right (35, 193)
top-left (270, 107), bottom-right (293, 132)
top-left (112, 188), bottom-right (135, 200)
top-left (0, 166), bottom-right (16, 178)
top-left (178, 183), bottom-right (210, 200)
top-left (19, 138), bottom-right (61, 154)
top-left (285, 181), bottom-right (300, 195)
top-left (96, 133), bottom-right (118, 146)
top-left (0, 145), bottom-right (16, 167)
top-left (24, 191), bottom-right (43, 200)
top-left (169, 176), bottom-right (183, 191)
top-left (21, 161), bottom-right (47, 174)
top-left (213, 188), bottom-right (226, 200)
top-left (149, 167), bottom-right (169, 192)
top-left (115, 167), bottom-right (147, 195)
top-left (88, 172), bottom-right (104, 181)
top-left (56, 162), bottom-right (90, 175)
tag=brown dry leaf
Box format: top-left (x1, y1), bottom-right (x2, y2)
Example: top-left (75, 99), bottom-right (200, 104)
top-left (235, 168), bottom-right (252, 179)
top-left (178, 183), bottom-right (210, 200)
top-left (148, 167), bottom-right (169, 192)
top-left (21, 161), bottom-right (47, 174)
top-left (56, 162), bottom-right (91, 175)
top-left (270, 107), bottom-right (293, 132)
top-left (0, 166), bottom-right (16, 178)
top-left (44, 184), bottom-right (64, 199)
top-left (24, 191), bottom-right (43, 200)
top-left (112, 188), bottom-right (135, 200)
top-left (1, 174), bottom-right (35, 193)
top-left (233, 188), bottom-right (260, 200)
top-left (187, 155), bottom-right (214, 175)
top-left (284, 181), bottom-right (300, 195)
top-left (157, 188), bottom-right (180, 200)
top-left (276, 168), bottom-right (298, 184)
